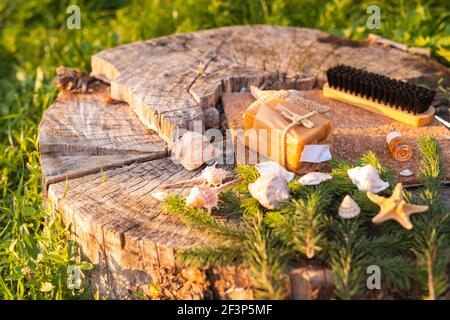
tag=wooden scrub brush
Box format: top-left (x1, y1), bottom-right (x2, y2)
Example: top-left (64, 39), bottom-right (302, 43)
top-left (323, 65), bottom-right (436, 127)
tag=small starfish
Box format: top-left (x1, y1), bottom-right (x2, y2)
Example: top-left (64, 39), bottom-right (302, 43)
top-left (367, 183), bottom-right (429, 230)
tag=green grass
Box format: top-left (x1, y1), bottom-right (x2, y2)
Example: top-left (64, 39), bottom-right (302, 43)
top-left (0, 0), bottom-right (449, 299)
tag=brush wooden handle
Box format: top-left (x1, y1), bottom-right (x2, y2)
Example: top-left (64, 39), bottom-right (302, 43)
top-left (322, 83), bottom-right (435, 127)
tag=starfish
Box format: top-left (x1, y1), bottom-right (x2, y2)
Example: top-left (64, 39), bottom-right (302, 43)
top-left (367, 183), bottom-right (429, 230)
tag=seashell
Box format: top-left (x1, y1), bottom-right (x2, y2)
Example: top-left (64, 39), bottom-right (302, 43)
top-left (172, 131), bottom-right (221, 171)
top-left (255, 161), bottom-right (295, 182)
top-left (248, 175), bottom-right (290, 210)
top-left (298, 172), bottom-right (332, 186)
top-left (338, 195), bottom-right (361, 219)
top-left (186, 179), bottom-right (242, 213)
top-left (347, 165), bottom-right (389, 193)
top-left (200, 162), bottom-right (233, 186)
top-left (151, 191), bottom-right (169, 201)
top-left (160, 162), bottom-right (232, 189)
top-left (399, 169), bottom-right (413, 177)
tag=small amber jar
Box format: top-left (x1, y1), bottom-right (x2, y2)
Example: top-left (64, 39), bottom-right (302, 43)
top-left (386, 132), bottom-right (412, 161)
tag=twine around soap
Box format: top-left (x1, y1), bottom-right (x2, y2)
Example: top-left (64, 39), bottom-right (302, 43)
top-left (279, 106), bottom-right (317, 169)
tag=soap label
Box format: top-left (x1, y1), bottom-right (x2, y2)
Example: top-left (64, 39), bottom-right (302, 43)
top-left (300, 144), bottom-right (332, 163)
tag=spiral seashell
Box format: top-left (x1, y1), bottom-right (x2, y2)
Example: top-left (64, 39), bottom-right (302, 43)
top-left (185, 179), bottom-right (242, 213)
top-left (347, 165), bottom-right (389, 193)
top-left (186, 184), bottom-right (219, 213)
top-left (338, 195), bottom-right (361, 219)
top-left (160, 163), bottom-right (233, 189)
top-left (248, 175), bottom-right (290, 210)
top-left (200, 163), bottom-right (232, 186)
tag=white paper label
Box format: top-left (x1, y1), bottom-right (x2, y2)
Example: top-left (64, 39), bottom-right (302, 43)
top-left (300, 144), bottom-right (332, 163)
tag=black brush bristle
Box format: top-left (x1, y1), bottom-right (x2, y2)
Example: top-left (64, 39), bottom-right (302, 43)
top-left (326, 65), bottom-right (436, 115)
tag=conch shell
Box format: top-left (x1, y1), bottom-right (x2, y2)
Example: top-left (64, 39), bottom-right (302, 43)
top-left (347, 165), bottom-right (389, 193)
top-left (186, 179), bottom-right (241, 213)
top-left (172, 131), bottom-right (220, 171)
top-left (338, 195), bottom-right (361, 219)
top-left (200, 163), bottom-right (232, 186)
top-left (255, 161), bottom-right (295, 182)
top-left (160, 163), bottom-right (233, 189)
top-left (249, 175), bottom-right (290, 210)
top-left (298, 172), bottom-right (332, 186)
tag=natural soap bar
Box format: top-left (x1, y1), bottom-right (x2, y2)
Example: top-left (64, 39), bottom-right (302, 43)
top-left (243, 98), bottom-right (333, 173)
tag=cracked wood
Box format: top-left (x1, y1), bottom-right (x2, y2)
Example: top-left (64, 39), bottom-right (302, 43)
top-left (92, 25), bottom-right (450, 147)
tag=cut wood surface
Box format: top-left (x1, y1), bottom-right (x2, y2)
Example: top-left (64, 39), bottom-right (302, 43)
top-left (92, 25), bottom-right (450, 146)
top-left (39, 82), bottom-right (167, 189)
top-left (39, 25), bottom-right (450, 299)
top-left (47, 158), bottom-right (210, 298)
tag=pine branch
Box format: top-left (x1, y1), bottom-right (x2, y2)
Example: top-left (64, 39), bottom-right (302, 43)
top-left (328, 157), bottom-right (358, 197)
top-left (234, 164), bottom-right (259, 193)
top-left (417, 136), bottom-right (444, 191)
top-left (366, 256), bottom-right (415, 292)
top-left (218, 189), bottom-right (243, 218)
top-left (327, 219), bottom-right (368, 299)
top-left (266, 186), bottom-right (330, 259)
top-left (351, 191), bottom-right (380, 218)
top-left (163, 194), bottom-right (244, 241)
top-left (363, 232), bottom-right (411, 257)
top-left (329, 157), bottom-right (352, 174)
top-left (162, 140), bottom-right (449, 300)
top-left (242, 210), bottom-right (288, 300)
top-left (410, 136), bottom-right (449, 299)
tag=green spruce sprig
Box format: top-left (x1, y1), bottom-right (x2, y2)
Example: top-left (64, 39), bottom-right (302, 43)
top-left (409, 137), bottom-right (449, 299)
top-left (161, 137), bottom-right (448, 300)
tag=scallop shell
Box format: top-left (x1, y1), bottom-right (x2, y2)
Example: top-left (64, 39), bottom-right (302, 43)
top-left (347, 165), bottom-right (389, 193)
top-left (172, 131), bottom-right (220, 171)
top-left (255, 161), bottom-right (295, 182)
top-left (338, 195), bottom-right (361, 219)
top-left (399, 169), bottom-right (413, 177)
top-left (298, 172), bottom-right (332, 186)
top-left (248, 175), bottom-right (290, 210)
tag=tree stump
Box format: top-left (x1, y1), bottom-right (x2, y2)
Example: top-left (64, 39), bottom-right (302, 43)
top-left (39, 25), bottom-right (450, 299)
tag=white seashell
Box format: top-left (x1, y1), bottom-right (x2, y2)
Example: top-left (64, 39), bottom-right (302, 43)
top-left (151, 191), bottom-right (169, 201)
top-left (338, 195), bottom-right (361, 219)
top-left (249, 175), bottom-right (290, 210)
top-left (186, 179), bottom-right (241, 213)
top-left (186, 185), bottom-right (218, 213)
top-left (255, 161), bottom-right (295, 182)
top-left (298, 172), bottom-right (332, 186)
top-left (160, 163), bottom-right (232, 189)
top-left (399, 169), bottom-right (413, 177)
top-left (347, 165), bottom-right (389, 193)
top-left (200, 162), bottom-right (232, 186)
top-left (172, 131), bottom-right (221, 171)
